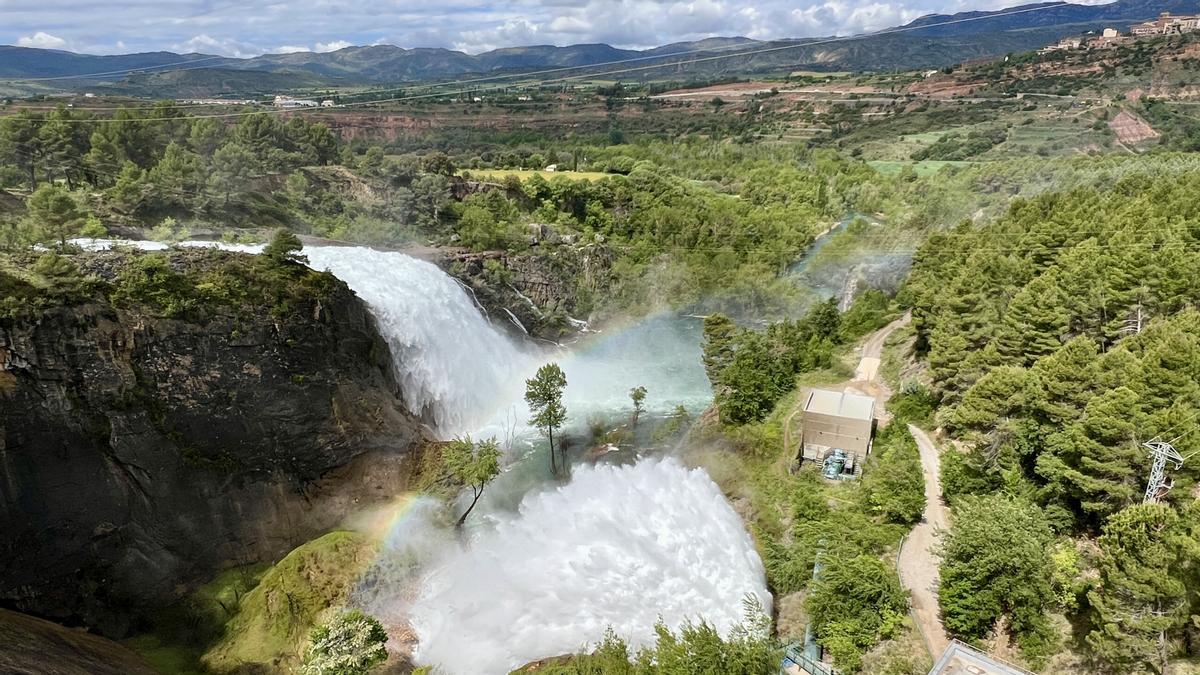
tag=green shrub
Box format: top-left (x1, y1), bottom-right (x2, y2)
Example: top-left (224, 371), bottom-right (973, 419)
top-left (938, 495), bottom-right (1057, 664)
top-left (860, 425), bottom-right (925, 525)
top-left (300, 609), bottom-right (388, 675)
top-left (526, 598), bottom-right (778, 675)
top-left (808, 554), bottom-right (908, 672)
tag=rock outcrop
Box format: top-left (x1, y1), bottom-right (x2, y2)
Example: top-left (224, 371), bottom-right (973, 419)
top-left (0, 608), bottom-right (158, 675)
top-left (443, 244), bottom-right (613, 342)
top-left (0, 249), bottom-right (428, 635)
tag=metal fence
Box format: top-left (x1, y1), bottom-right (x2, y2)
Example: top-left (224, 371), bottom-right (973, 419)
top-left (782, 644), bottom-right (840, 675)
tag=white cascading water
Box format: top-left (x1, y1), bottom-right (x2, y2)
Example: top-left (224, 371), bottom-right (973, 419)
top-left (74, 240), bottom-right (536, 435)
top-left (407, 458), bottom-right (770, 674)
top-left (302, 247), bottom-right (537, 436)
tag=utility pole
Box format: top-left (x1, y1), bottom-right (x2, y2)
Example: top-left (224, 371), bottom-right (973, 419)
top-left (1142, 439), bottom-right (1184, 504)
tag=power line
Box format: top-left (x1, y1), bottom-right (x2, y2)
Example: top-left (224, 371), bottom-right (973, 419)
top-left (0, 2), bottom-right (1091, 124)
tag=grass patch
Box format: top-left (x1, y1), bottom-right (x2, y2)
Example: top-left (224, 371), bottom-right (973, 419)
top-left (122, 635), bottom-right (207, 675)
top-left (122, 564), bottom-right (268, 674)
top-left (898, 131), bottom-right (949, 144)
top-left (201, 531), bottom-right (377, 673)
top-left (868, 160), bottom-right (975, 177)
top-left (789, 70), bottom-right (852, 78)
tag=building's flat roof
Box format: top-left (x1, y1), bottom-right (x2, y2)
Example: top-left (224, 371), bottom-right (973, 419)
top-left (803, 389), bottom-right (875, 421)
top-left (929, 641), bottom-right (1033, 675)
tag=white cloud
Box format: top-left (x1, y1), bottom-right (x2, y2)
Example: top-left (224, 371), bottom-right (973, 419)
top-left (314, 40), bottom-right (352, 53)
top-left (17, 31), bottom-right (68, 49)
top-left (455, 19), bottom-right (542, 53)
top-left (3, 0), bottom-right (1071, 57)
top-left (171, 34), bottom-right (263, 57)
top-left (274, 45), bottom-right (311, 54)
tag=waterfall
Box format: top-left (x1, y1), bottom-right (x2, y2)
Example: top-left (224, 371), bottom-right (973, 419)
top-left (76, 239), bottom-right (767, 674)
top-left (405, 457), bottom-right (770, 674)
top-left (303, 247), bottom-right (536, 436)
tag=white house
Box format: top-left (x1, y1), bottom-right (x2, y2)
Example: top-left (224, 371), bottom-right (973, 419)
top-left (273, 95), bottom-right (319, 109)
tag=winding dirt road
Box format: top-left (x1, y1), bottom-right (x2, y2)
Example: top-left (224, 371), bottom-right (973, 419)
top-left (897, 424), bottom-right (950, 658)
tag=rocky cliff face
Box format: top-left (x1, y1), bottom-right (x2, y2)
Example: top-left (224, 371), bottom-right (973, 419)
top-left (0, 249), bottom-right (428, 635)
top-left (444, 244), bottom-right (613, 342)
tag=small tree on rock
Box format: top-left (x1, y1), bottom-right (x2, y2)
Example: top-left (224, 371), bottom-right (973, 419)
top-left (525, 363), bottom-right (567, 475)
top-left (629, 386), bottom-right (647, 426)
top-left (444, 435), bottom-right (502, 528)
top-left (264, 228), bottom-right (307, 265)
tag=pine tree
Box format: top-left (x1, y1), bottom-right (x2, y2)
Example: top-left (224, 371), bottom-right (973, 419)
top-left (147, 142), bottom-right (204, 212)
top-left (188, 117), bottom-right (224, 157)
top-left (0, 111), bottom-right (43, 189)
top-left (106, 162), bottom-right (148, 215)
top-left (1040, 387), bottom-right (1143, 527)
top-left (998, 272), bottom-right (1070, 365)
top-left (38, 106), bottom-right (87, 190)
top-left (950, 365), bottom-right (1037, 435)
top-left (25, 183), bottom-right (84, 247)
top-left (701, 314), bottom-right (739, 386)
top-left (208, 142), bottom-right (258, 207)
top-left (84, 128), bottom-right (125, 188)
top-left (1088, 503), bottom-right (1194, 675)
top-left (1055, 239), bottom-right (1132, 347)
top-left (1031, 336), bottom-right (1099, 426)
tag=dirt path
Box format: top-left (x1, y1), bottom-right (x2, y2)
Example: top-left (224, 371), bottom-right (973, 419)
top-left (854, 312), bottom-right (909, 384)
top-left (897, 424), bottom-right (950, 659)
top-left (782, 312), bottom-right (910, 461)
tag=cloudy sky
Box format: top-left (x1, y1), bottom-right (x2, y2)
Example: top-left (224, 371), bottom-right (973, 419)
top-left (3, 0), bottom-right (1109, 57)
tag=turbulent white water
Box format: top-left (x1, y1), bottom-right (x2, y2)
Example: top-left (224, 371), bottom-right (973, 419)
top-left (302, 247), bottom-right (536, 435)
top-left (405, 458), bottom-right (767, 673)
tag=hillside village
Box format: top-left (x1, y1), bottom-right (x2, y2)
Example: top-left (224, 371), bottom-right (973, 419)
top-left (1040, 12), bottom-right (1200, 53)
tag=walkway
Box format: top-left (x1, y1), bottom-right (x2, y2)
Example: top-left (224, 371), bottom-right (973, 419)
top-left (897, 424), bottom-right (950, 658)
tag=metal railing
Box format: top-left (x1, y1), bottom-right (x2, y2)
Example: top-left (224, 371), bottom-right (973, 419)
top-left (935, 639), bottom-right (1037, 675)
top-left (782, 643), bottom-right (840, 675)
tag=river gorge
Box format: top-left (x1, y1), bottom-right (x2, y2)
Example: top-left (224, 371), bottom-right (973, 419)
top-left (57, 240), bottom-right (771, 673)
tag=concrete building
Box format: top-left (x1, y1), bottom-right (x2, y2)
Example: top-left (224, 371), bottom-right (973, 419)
top-left (928, 640), bottom-right (1033, 675)
top-left (1131, 13), bottom-right (1200, 37)
top-left (273, 95), bottom-right (319, 108)
top-left (800, 389), bottom-right (875, 476)
top-left (1088, 27), bottom-right (1132, 49)
top-left (1038, 36), bottom-right (1083, 53)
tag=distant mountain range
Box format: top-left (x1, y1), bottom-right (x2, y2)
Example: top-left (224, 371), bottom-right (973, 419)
top-left (0, 0), bottom-right (1192, 97)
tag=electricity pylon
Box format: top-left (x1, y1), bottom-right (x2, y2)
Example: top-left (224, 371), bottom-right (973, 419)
top-left (1143, 439), bottom-right (1184, 504)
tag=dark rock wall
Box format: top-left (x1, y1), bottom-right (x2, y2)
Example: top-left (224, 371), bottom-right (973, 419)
top-left (0, 269), bottom-right (427, 635)
top-left (445, 244), bottom-right (613, 341)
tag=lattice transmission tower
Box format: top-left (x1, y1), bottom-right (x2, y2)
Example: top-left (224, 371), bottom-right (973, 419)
top-left (1142, 439), bottom-right (1184, 504)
